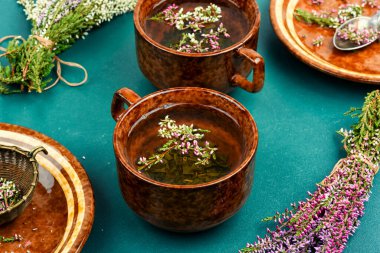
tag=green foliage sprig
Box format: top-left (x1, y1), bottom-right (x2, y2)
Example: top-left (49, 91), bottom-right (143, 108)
top-left (294, 4), bottom-right (362, 29)
top-left (0, 0), bottom-right (136, 94)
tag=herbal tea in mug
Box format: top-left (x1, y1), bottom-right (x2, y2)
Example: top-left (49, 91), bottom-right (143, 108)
top-left (127, 104), bottom-right (244, 185)
top-left (144, 0), bottom-right (250, 53)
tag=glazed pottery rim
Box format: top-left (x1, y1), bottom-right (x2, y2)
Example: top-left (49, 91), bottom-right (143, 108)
top-left (133, 0), bottom-right (261, 58)
top-left (113, 87), bottom-right (259, 189)
top-left (269, 0), bottom-right (380, 84)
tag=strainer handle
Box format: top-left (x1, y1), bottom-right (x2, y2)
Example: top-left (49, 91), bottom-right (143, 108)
top-left (111, 88), bottom-right (141, 121)
top-left (28, 146), bottom-right (48, 161)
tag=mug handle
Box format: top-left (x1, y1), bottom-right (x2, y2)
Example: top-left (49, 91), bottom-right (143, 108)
top-left (111, 88), bottom-right (141, 121)
top-left (232, 47), bottom-right (265, 93)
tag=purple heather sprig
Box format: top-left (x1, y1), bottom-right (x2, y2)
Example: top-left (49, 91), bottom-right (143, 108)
top-left (150, 3), bottom-right (230, 53)
top-left (151, 3), bottom-right (222, 32)
top-left (362, 0), bottom-right (379, 8)
top-left (311, 0), bottom-right (324, 5)
top-left (337, 24), bottom-right (379, 45)
top-left (137, 116), bottom-right (218, 171)
top-left (240, 90), bottom-right (380, 253)
top-left (312, 35), bottom-right (324, 47)
top-left (294, 4), bottom-right (363, 28)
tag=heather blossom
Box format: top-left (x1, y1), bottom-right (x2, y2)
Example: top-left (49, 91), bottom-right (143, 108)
top-left (137, 116), bottom-right (218, 171)
top-left (312, 35), bottom-right (324, 47)
top-left (150, 3), bottom-right (230, 53)
top-left (337, 24), bottom-right (379, 45)
top-left (240, 90), bottom-right (380, 253)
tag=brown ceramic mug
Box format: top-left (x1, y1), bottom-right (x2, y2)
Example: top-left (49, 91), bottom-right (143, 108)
top-left (111, 87), bottom-right (259, 232)
top-left (134, 0), bottom-right (265, 93)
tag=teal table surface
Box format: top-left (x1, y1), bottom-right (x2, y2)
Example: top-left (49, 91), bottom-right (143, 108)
top-left (1, 0), bottom-right (379, 252)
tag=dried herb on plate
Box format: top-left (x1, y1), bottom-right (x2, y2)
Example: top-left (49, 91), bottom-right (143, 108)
top-left (0, 0), bottom-right (136, 94)
top-left (137, 116), bottom-right (230, 185)
top-left (0, 234), bottom-right (23, 243)
top-left (240, 90), bottom-right (380, 253)
top-left (0, 178), bottom-right (22, 211)
top-left (294, 4), bottom-right (363, 29)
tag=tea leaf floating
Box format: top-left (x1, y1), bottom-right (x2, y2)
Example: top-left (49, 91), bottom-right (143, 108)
top-left (137, 116), bottom-right (230, 185)
top-left (241, 91), bottom-right (380, 252)
top-left (0, 0), bottom-right (136, 94)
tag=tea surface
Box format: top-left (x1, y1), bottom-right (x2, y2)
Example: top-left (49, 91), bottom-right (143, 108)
top-left (126, 104), bottom-right (245, 185)
top-left (144, 0), bottom-right (250, 52)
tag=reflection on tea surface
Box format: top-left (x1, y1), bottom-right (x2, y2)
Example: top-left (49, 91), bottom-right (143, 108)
top-left (144, 0), bottom-right (250, 53)
top-left (127, 104), bottom-right (245, 185)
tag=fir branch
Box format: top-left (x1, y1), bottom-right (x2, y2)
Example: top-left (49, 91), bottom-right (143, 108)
top-left (294, 9), bottom-right (339, 28)
top-left (0, 0), bottom-right (137, 94)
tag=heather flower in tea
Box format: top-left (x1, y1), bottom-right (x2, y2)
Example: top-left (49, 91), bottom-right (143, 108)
top-left (337, 24), bottom-right (378, 45)
top-left (149, 3), bottom-right (231, 53)
top-left (0, 178), bottom-right (22, 212)
top-left (137, 116), bottom-right (230, 185)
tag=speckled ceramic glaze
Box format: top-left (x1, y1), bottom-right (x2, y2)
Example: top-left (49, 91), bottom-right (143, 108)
top-left (134, 0), bottom-right (265, 93)
top-left (111, 87), bottom-right (258, 232)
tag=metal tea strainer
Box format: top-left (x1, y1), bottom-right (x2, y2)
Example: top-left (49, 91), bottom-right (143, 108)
top-left (0, 144), bottom-right (47, 225)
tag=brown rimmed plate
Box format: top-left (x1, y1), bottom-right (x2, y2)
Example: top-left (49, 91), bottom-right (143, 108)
top-left (0, 123), bottom-right (94, 253)
top-left (270, 0), bottom-right (380, 84)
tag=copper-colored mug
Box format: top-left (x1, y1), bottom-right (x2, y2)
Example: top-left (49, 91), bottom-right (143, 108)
top-left (134, 0), bottom-right (265, 93)
top-left (111, 87), bottom-right (259, 232)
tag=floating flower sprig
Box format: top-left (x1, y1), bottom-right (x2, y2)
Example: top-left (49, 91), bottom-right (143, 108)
top-left (0, 0), bottom-right (136, 94)
top-left (137, 116), bottom-right (218, 171)
top-left (240, 90), bottom-right (380, 253)
top-left (0, 178), bottom-right (22, 211)
top-left (149, 3), bottom-right (230, 53)
top-left (294, 4), bottom-right (362, 28)
top-left (150, 3), bottom-right (222, 32)
top-left (337, 24), bottom-right (379, 45)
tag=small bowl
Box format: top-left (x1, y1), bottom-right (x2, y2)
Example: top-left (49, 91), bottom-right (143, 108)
top-left (111, 87), bottom-right (258, 232)
top-left (0, 145), bottom-right (47, 225)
